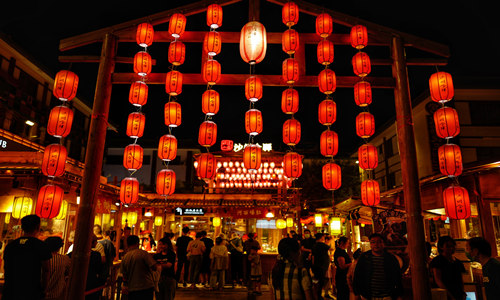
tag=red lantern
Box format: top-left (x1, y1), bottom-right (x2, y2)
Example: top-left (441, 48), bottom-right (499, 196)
top-left (320, 129), bottom-right (338, 157)
top-left (164, 101), bottom-right (182, 127)
top-left (168, 41), bottom-right (186, 66)
top-left (282, 29), bottom-right (299, 55)
top-left (202, 59), bottom-right (221, 85)
top-left (283, 152), bottom-right (302, 179)
top-left (443, 186), bottom-right (471, 220)
top-left (317, 40), bottom-right (334, 65)
top-left (350, 25), bottom-right (368, 49)
top-left (438, 143), bottom-right (463, 177)
top-left (361, 179), bottom-right (380, 206)
top-left (429, 71), bottom-right (454, 103)
top-left (47, 105), bottom-right (74, 138)
top-left (129, 81), bottom-right (148, 107)
top-left (245, 76), bottom-right (263, 102)
top-left (169, 13), bottom-right (186, 38)
top-left (283, 119), bottom-right (301, 146)
top-left (245, 109), bottom-right (263, 136)
top-left (207, 3), bottom-right (223, 29)
top-left (322, 163), bottom-right (341, 190)
top-left (354, 81), bottom-right (372, 106)
top-left (197, 153), bottom-right (217, 179)
top-left (199, 121), bottom-right (218, 147)
top-left (318, 69), bottom-right (336, 94)
top-left (358, 143), bottom-right (378, 170)
top-left (120, 177), bottom-right (139, 204)
top-left (356, 112), bottom-right (375, 138)
top-left (352, 52), bottom-right (371, 77)
top-left (158, 134), bottom-right (177, 161)
top-left (282, 58), bottom-right (299, 84)
top-left (315, 13), bottom-right (333, 38)
top-left (36, 184), bottom-right (63, 219)
top-left (281, 88), bottom-right (299, 114)
top-left (123, 144), bottom-right (143, 171)
top-left (433, 107), bottom-right (460, 139)
top-left (136, 22), bottom-right (154, 47)
top-left (165, 70), bottom-right (183, 96)
top-left (126, 112), bottom-right (146, 138)
top-left (202, 89), bottom-right (220, 115)
top-left (133, 51), bottom-right (152, 76)
top-left (157, 169), bottom-right (176, 196)
top-left (243, 144), bottom-right (262, 170)
top-left (41, 144), bottom-right (67, 177)
top-left (240, 21), bottom-right (267, 65)
top-left (204, 31), bottom-right (222, 56)
top-left (282, 2), bottom-right (299, 27)
top-left (318, 99), bottom-right (337, 125)
top-left (53, 70), bottom-right (79, 101)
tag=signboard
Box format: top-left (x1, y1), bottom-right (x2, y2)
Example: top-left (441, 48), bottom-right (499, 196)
top-left (0, 136), bottom-right (37, 151)
top-left (175, 207), bottom-right (205, 216)
top-left (233, 143), bottom-right (272, 152)
top-left (230, 207), bottom-right (267, 219)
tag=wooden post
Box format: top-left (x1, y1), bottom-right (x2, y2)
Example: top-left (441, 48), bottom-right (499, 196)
top-left (65, 33), bottom-right (117, 300)
top-left (391, 36), bottom-right (431, 299)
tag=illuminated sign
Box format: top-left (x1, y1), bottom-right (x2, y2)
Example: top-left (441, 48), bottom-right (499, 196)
top-left (175, 207), bottom-right (205, 216)
top-left (233, 143), bottom-right (272, 152)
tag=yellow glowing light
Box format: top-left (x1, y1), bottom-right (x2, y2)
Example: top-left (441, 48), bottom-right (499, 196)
top-left (315, 214), bottom-right (323, 227)
top-left (286, 217), bottom-right (294, 228)
top-left (276, 218), bottom-right (287, 229)
top-left (12, 197), bottom-right (33, 219)
top-left (331, 217), bottom-right (342, 235)
top-left (155, 216), bottom-right (163, 226)
top-left (55, 200), bottom-right (68, 220)
top-left (213, 217), bottom-right (221, 227)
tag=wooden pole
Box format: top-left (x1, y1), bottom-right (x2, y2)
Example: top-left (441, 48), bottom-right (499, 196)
top-left (65, 33), bottom-right (117, 300)
top-left (391, 36), bottom-right (431, 300)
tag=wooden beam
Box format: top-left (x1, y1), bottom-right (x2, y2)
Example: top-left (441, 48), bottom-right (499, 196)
top-left (59, 56), bottom-right (157, 65)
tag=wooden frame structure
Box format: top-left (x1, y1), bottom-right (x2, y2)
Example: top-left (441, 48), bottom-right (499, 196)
top-left (60, 1), bottom-right (450, 299)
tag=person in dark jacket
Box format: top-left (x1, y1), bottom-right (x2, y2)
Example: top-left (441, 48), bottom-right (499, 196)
top-left (353, 233), bottom-right (403, 300)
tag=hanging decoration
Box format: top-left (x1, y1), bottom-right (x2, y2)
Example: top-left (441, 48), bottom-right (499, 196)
top-left (361, 179), bottom-right (380, 206)
top-left (36, 184), bottom-right (64, 219)
top-left (12, 197), bottom-right (33, 219)
top-left (120, 177), bottom-right (139, 204)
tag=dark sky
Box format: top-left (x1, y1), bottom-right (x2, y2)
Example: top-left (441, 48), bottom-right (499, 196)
top-left (1, 0), bottom-right (499, 156)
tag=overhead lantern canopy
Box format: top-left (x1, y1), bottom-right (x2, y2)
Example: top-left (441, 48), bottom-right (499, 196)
top-left (133, 51), bottom-right (152, 76)
top-left (350, 25), bottom-right (368, 49)
top-left (361, 179), bottom-right (380, 206)
top-left (168, 13), bottom-right (187, 39)
top-left (164, 101), bottom-right (182, 127)
top-left (282, 2), bottom-right (299, 27)
top-left (198, 121), bottom-right (218, 147)
top-left (433, 107), bottom-right (460, 139)
top-left (126, 112), bottom-right (146, 139)
top-left (202, 89), bottom-right (220, 116)
top-left (281, 88), bottom-right (299, 114)
top-left (197, 153), bottom-right (217, 180)
top-left (123, 144), bottom-right (144, 171)
top-left (282, 29), bottom-right (299, 55)
top-left (318, 69), bottom-right (336, 94)
top-left (158, 134), bottom-right (178, 162)
top-left (352, 52), bottom-right (371, 77)
top-left (129, 81), bottom-right (148, 107)
top-left (443, 185), bottom-right (471, 220)
top-left (282, 58), bottom-right (299, 84)
top-left (356, 112), bottom-right (375, 138)
top-left (315, 13), bottom-right (333, 38)
top-left (283, 118), bottom-right (301, 146)
top-left (202, 59), bottom-right (222, 85)
top-left (322, 163), bottom-right (341, 190)
top-left (438, 143), bottom-right (463, 177)
top-left (204, 31), bottom-right (222, 56)
top-left (283, 152), bottom-right (303, 179)
top-left (136, 22), bottom-right (154, 48)
top-left (168, 41), bottom-right (186, 66)
top-left (47, 105), bottom-right (74, 138)
top-left (318, 99), bottom-right (337, 125)
top-left (429, 71), bottom-right (454, 103)
top-left (245, 109), bottom-right (263, 136)
top-left (36, 184), bottom-right (63, 219)
top-left (240, 21), bottom-right (267, 65)
top-left (354, 81), bottom-right (372, 106)
top-left (165, 70), bottom-right (183, 96)
top-left (207, 3), bottom-right (223, 29)
top-left (156, 169), bottom-right (176, 196)
top-left (53, 70), bottom-right (79, 101)
top-left (317, 40), bottom-right (334, 65)
top-left (358, 143), bottom-right (378, 170)
top-left (245, 76), bottom-right (263, 102)
top-left (41, 144), bottom-right (67, 177)
top-left (120, 177), bottom-right (139, 204)
top-left (320, 129), bottom-right (338, 157)
top-left (243, 144), bottom-right (262, 171)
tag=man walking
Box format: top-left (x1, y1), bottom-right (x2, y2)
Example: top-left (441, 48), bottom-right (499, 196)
top-left (311, 233), bottom-right (331, 300)
top-left (175, 226), bottom-right (193, 287)
top-left (467, 237), bottom-right (500, 300)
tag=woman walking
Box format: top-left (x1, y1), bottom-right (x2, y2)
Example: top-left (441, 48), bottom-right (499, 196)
top-left (334, 237), bottom-right (352, 300)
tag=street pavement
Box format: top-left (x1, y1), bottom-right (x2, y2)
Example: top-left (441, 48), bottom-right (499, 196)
top-left (174, 284), bottom-right (271, 300)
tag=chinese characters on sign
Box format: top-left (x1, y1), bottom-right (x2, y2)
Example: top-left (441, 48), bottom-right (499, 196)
top-left (233, 142), bottom-right (272, 152)
top-left (231, 208), bottom-right (267, 219)
top-left (175, 207), bottom-right (206, 216)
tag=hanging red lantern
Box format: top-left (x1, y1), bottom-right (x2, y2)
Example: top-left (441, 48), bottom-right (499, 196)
top-left (317, 40), bottom-right (334, 65)
top-left (316, 13), bottom-right (333, 38)
top-left (158, 134), bottom-right (177, 161)
top-left (282, 58), bottom-right (299, 84)
top-left (204, 31), bottom-right (222, 56)
top-left (361, 179), bottom-right (380, 206)
top-left (164, 101), bottom-right (182, 127)
top-left (283, 118), bottom-right (301, 146)
top-left (320, 129), bottom-right (338, 157)
top-left (282, 29), bottom-right (299, 55)
top-left (157, 169), bottom-right (176, 196)
top-left (322, 163), bottom-right (341, 190)
top-left (169, 13), bottom-right (186, 39)
top-left (120, 177), bottom-right (139, 204)
top-left (202, 59), bottom-right (221, 85)
top-left (202, 89), bottom-right (220, 115)
top-left (245, 76), bottom-right (263, 102)
top-left (47, 105), bottom-right (74, 138)
top-left (123, 144), bottom-right (143, 171)
top-left (352, 52), bottom-right (371, 77)
top-left (126, 112), bottom-right (146, 138)
top-left (129, 81), bottom-right (148, 107)
top-left (356, 112), bottom-right (375, 138)
top-left (318, 69), bottom-right (336, 94)
top-left (168, 40), bottom-right (186, 66)
top-left (438, 143), bottom-right (463, 177)
top-left (318, 99), bottom-right (337, 125)
top-left (283, 152), bottom-right (302, 179)
top-left (136, 22), bottom-right (154, 47)
top-left (354, 81), bottom-right (372, 106)
top-left (433, 107), bottom-right (460, 139)
top-left (199, 121), bottom-right (218, 147)
top-left (197, 153), bottom-right (217, 179)
top-left (358, 143), bottom-right (378, 170)
top-left (207, 3), bottom-right (223, 29)
top-left (243, 144), bottom-right (262, 170)
top-left (36, 184), bottom-right (63, 219)
top-left (240, 21), bottom-right (267, 65)
top-left (282, 2), bottom-right (299, 27)
top-left (429, 71), bottom-right (454, 103)
top-left (165, 70), bottom-right (183, 96)
top-left (53, 70), bottom-right (79, 101)
top-left (350, 25), bottom-right (368, 49)
top-left (443, 185), bottom-right (471, 220)
top-left (133, 51), bottom-right (152, 76)
top-left (245, 109), bottom-right (263, 136)
top-left (41, 144), bottom-right (67, 177)
top-left (281, 88), bottom-right (299, 114)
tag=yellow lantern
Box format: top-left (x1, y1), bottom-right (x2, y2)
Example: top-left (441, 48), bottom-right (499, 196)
top-left (5, 213), bottom-right (11, 224)
top-left (122, 212), bottom-right (128, 225)
top-left (286, 217), bottom-right (294, 228)
top-left (331, 217), bottom-right (342, 235)
top-left (102, 213), bottom-right (110, 226)
top-left (94, 215), bottom-right (101, 225)
top-left (315, 214), bottom-right (323, 227)
top-left (55, 200), bottom-right (68, 220)
top-left (12, 196), bottom-right (33, 219)
top-left (128, 211), bottom-right (138, 225)
top-left (276, 219), bottom-right (286, 229)
top-left (213, 217), bottom-right (221, 227)
top-left (140, 221), bottom-right (145, 230)
top-left (154, 216), bottom-right (163, 226)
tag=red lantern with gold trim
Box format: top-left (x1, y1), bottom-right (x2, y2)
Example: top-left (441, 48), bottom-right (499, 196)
top-left (204, 31), bottom-right (222, 56)
top-left (429, 71), bottom-right (454, 103)
top-left (350, 25), bottom-right (368, 49)
top-left (283, 152), bottom-right (302, 179)
top-left (133, 51), bottom-right (152, 76)
top-left (168, 41), bottom-right (185, 66)
top-left (207, 3), bottom-right (223, 29)
top-left (433, 107), bottom-right (460, 139)
top-left (281, 88), bottom-right (299, 114)
top-left (282, 2), bottom-right (299, 27)
top-left (156, 169), bottom-right (176, 196)
top-left (352, 52), bottom-right (371, 77)
top-left (317, 40), bottom-right (334, 65)
top-left (203, 59), bottom-right (221, 85)
top-left (240, 21), bottom-right (267, 65)
top-left (356, 112), bottom-right (375, 138)
top-left (358, 143), bottom-right (378, 170)
top-left (120, 177), bottom-right (139, 204)
top-left (126, 112), bottom-right (146, 138)
top-left (283, 118), bottom-right (301, 146)
top-left (282, 58), bottom-right (299, 84)
top-left (318, 69), bottom-right (336, 94)
top-left (282, 29), bottom-right (299, 55)
top-left (361, 179), bottom-right (380, 206)
top-left (322, 163), bottom-right (341, 190)
top-left (169, 13), bottom-right (186, 38)
top-left (47, 105), bottom-right (74, 138)
top-left (36, 184), bottom-right (63, 219)
top-left (318, 99), bottom-right (337, 125)
top-left (199, 121), bottom-right (217, 147)
top-left (245, 76), bottom-right (263, 102)
top-left (316, 13), bottom-right (333, 38)
top-left (438, 143), bottom-right (462, 177)
top-left (42, 144), bottom-right (67, 177)
top-left (53, 70), bottom-right (79, 101)
top-left (354, 81), bottom-right (372, 106)
top-left (443, 185), bottom-right (471, 220)
top-left (197, 153), bottom-right (217, 179)
top-left (245, 109), bottom-right (263, 136)
top-left (243, 144), bottom-right (261, 170)
top-left (320, 129), bottom-right (338, 157)
top-left (136, 23), bottom-right (154, 47)
top-left (165, 70), bottom-right (183, 96)
top-left (123, 144), bottom-right (143, 171)
top-left (164, 101), bottom-right (182, 127)
top-left (129, 81), bottom-right (148, 107)
top-left (202, 89), bottom-right (220, 116)
top-left (158, 134), bottom-right (177, 161)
